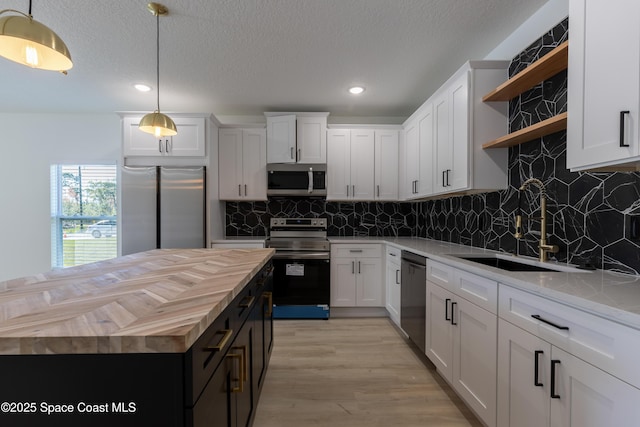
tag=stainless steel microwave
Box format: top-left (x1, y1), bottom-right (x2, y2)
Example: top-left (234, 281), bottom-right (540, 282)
top-left (267, 164), bottom-right (327, 196)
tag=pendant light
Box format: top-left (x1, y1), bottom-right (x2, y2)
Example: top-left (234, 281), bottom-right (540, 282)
top-left (139, 2), bottom-right (177, 138)
top-left (0, 0), bottom-right (72, 72)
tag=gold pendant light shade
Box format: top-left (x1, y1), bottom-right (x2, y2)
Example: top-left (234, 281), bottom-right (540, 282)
top-left (139, 3), bottom-right (176, 138)
top-left (0, 11), bottom-right (72, 71)
top-left (139, 111), bottom-right (177, 137)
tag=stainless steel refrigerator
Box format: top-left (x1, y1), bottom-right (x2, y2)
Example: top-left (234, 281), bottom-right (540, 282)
top-left (121, 166), bottom-right (206, 256)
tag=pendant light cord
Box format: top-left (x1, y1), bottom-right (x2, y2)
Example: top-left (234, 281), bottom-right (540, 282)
top-left (156, 12), bottom-right (161, 113)
top-left (28, 0), bottom-right (32, 16)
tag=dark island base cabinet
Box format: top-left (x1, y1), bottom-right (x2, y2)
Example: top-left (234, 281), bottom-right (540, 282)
top-left (0, 262), bottom-right (274, 427)
top-left (187, 262), bottom-right (273, 427)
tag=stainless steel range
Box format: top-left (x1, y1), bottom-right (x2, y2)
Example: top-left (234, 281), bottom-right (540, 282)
top-left (265, 218), bottom-right (330, 319)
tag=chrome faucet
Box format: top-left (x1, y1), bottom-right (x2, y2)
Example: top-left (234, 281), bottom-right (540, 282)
top-left (514, 178), bottom-right (559, 262)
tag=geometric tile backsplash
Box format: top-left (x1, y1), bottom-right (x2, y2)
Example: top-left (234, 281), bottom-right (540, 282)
top-left (226, 17), bottom-right (640, 276)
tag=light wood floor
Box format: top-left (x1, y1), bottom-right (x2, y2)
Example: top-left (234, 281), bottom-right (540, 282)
top-left (253, 317), bottom-right (483, 427)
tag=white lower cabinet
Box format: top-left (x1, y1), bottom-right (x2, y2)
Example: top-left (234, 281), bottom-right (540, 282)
top-left (497, 285), bottom-right (640, 427)
top-left (331, 244), bottom-right (383, 307)
top-left (425, 260), bottom-right (497, 427)
top-left (498, 319), bottom-right (640, 427)
top-left (385, 245), bottom-right (401, 326)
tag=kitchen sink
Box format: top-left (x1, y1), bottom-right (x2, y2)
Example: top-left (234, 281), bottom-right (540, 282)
top-left (452, 254), bottom-right (590, 273)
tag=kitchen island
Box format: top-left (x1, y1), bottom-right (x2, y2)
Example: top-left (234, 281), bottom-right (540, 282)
top-left (0, 248), bottom-right (275, 427)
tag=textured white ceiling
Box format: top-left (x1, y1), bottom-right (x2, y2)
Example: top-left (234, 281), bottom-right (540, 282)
top-left (0, 0), bottom-right (548, 121)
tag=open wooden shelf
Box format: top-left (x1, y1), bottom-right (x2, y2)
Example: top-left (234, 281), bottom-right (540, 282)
top-left (482, 112), bottom-right (567, 149)
top-left (483, 41), bottom-right (568, 102)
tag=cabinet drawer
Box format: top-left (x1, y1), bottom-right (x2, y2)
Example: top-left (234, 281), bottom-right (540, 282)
top-left (454, 269), bottom-right (497, 314)
top-left (386, 245), bottom-right (402, 259)
top-left (185, 305), bottom-right (234, 406)
top-left (499, 284), bottom-right (640, 389)
top-left (426, 259), bottom-right (454, 291)
top-left (332, 244), bottom-right (381, 258)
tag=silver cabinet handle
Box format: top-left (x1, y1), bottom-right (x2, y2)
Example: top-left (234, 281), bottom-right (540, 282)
top-left (377, 185), bottom-right (380, 197)
top-left (351, 261), bottom-right (355, 274)
top-left (244, 184), bottom-right (247, 196)
top-left (352, 185), bottom-right (355, 197)
top-left (165, 139), bottom-right (170, 153)
top-left (395, 269), bottom-right (400, 284)
top-left (290, 147), bottom-right (294, 160)
top-left (349, 249), bottom-right (363, 253)
top-left (297, 148), bottom-right (301, 161)
top-left (358, 261), bottom-right (361, 274)
top-left (158, 140), bottom-right (162, 153)
top-left (346, 185), bottom-right (349, 196)
top-left (238, 184), bottom-right (242, 197)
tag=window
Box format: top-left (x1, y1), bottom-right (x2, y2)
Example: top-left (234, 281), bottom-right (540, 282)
top-left (50, 165), bottom-right (117, 268)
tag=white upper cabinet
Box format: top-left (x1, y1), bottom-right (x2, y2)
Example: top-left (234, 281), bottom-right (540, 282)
top-left (123, 116), bottom-right (206, 157)
top-left (265, 113), bottom-right (328, 164)
top-left (374, 130), bottom-right (399, 200)
top-left (401, 105), bottom-right (434, 199)
top-left (567, 0), bottom-right (640, 171)
top-left (327, 128), bottom-right (399, 201)
top-left (433, 72), bottom-right (470, 194)
top-left (326, 129), bottom-right (375, 200)
top-left (401, 61), bottom-right (509, 199)
top-left (218, 127), bottom-right (267, 201)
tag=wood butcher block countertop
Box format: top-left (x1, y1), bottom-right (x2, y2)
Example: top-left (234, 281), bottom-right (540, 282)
top-left (0, 248), bottom-right (274, 355)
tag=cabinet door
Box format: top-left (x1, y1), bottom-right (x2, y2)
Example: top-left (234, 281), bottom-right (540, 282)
top-left (425, 282), bottom-right (454, 381)
top-left (355, 257), bottom-right (382, 306)
top-left (403, 120), bottom-right (419, 198)
top-left (241, 129), bottom-right (267, 200)
top-left (297, 115), bottom-right (327, 163)
top-left (386, 258), bottom-right (401, 326)
top-left (550, 346), bottom-right (640, 427)
top-left (417, 106), bottom-right (434, 197)
top-left (374, 130), bottom-right (399, 200)
top-left (123, 116), bottom-right (164, 156)
top-left (219, 129), bottom-right (244, 200)
top-left (452, 297), bottom-right (497, 427)
top-left (190, 355), bottom-right (233, 427)
top-left (266, 115), bottom-right (296, 163)
top-left (169, 117), bottom-right (206, 156)
top-left (326, 130), bottom-right (351, 200)
top-left (330, 257), bottom-right (357, 306)
top-left (449, 73), bottom-right (469, 191)
top-left (433, 91), bottom-right (450, 193)
top-left (567, 0), bottom-right (640, 170)
top-left (233, 321), bottom-right (255, 427)
top-left (497, 319), bottom-right (551, 427)
top-left (350, 130), bottom-right (375, 200)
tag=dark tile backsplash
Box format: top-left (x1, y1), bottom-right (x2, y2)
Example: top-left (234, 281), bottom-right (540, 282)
top-left (226, 199), bottom-right (416, 237)
top-left (226, 17), bottom-right (640, 275)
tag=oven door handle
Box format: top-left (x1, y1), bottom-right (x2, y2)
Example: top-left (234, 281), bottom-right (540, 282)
top-left (272, 252), bottom-right (331, 260)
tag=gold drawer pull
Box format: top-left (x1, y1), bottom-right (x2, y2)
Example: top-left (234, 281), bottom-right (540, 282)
top-left (205, 329), bottom-right (233, 352)
top-left (264, 291), bottom-right (273, 316)
top-left (239, 295), bottom-right (255, 308)
top-left (227, 351), bottom-right (243, 393)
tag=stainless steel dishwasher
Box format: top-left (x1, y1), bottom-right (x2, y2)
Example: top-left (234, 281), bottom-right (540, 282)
top-left (401, 251), bottom-right (426, 352)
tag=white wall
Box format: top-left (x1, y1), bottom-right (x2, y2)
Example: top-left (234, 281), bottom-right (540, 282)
top-left (485, 0), bottom-right (569, 60)
top-left (0, 113), bottom-right (121, 281)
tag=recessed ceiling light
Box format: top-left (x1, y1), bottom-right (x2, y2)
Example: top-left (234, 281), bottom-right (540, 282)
top-left (348, 86), bottom-right (365, 95)
top-left (134, 84), bottom-right (151, 92)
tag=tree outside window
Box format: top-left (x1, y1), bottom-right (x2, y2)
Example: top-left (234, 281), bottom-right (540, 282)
top-left (51, 165), bottom-right (117, 268)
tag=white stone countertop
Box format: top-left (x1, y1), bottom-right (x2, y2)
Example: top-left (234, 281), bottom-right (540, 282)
top-left (329, 237), bottom-right (640, 330)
